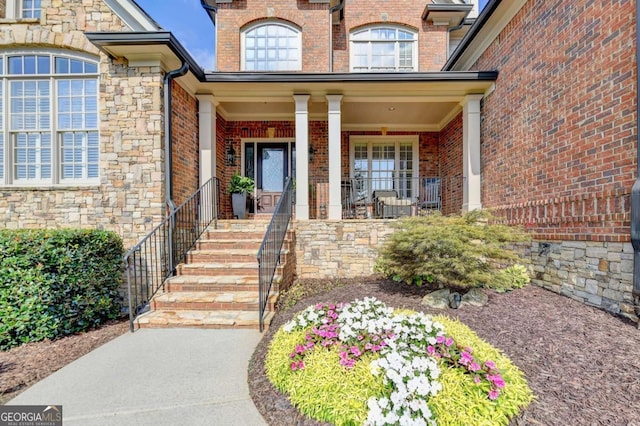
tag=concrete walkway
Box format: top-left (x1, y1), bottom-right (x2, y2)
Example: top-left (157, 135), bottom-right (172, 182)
top-left (9, 329), bottom-right (267, 426)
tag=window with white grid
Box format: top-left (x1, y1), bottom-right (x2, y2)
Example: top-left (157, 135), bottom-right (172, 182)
top-left (242, 22), bottom-right (301, 71)
top-left (21, 0), bottom-right (41, 18)
top-left (350, 26), bottom-right (417, 72)
top-left (350, 138), bottom-right (418, 200)
top-left (1, 51), bottom-right (99, 185)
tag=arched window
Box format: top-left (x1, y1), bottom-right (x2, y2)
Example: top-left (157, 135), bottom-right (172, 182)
top-left (242, 22), bottom-right (301, 71)
top-left (350, 26), bottom-right (418, 72)
top-left (0, 51), bottom-right (99, 185)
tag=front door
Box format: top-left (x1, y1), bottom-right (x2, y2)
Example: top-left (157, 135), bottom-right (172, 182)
top-left (256, 143), bottom-right (289, 213)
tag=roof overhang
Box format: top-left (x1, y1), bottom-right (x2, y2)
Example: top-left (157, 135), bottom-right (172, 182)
top-left (85, 31), bottom-right (497, 131)
top-left (422, 3), bottom-right (473, 27)
top-left (443, 0), bottom-right (527, 71)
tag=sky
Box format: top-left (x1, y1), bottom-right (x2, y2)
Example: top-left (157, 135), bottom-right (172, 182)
top-left (134, 0), bottom-right (489, 71)
top-left (135, 0), bottom-right (217, 70)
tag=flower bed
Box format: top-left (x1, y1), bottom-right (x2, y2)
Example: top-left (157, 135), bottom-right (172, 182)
top-left (266, 297), bottom-right (533, 426)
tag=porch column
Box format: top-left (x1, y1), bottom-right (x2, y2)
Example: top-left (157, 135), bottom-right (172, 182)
top-left (196, 94), bottom-right (219, 187)
top-left (462, 95), bottom-right (483, 211)
top-left (294, 94), bottom-right (311, 220)
top-left (326, 95), bottom-right (343, 220)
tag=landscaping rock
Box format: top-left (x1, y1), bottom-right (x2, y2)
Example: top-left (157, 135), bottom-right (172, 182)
top-left (461, 288), bottom-right (489, 307)
top-left (421, 289), bottom-right (451, 309)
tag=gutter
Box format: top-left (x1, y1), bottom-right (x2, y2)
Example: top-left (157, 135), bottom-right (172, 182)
top-left (632, 0), bottom-right (640, 327)
top-left (442, 0), bottom-right (502, 71)
top-left (328, 0), bottom-right (345, 72)
top-left (164, 61), bottom-right (190, 212)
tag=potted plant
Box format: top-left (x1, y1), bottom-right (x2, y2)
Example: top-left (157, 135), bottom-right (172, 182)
top-left (227, 172), bottom-right (255, 219)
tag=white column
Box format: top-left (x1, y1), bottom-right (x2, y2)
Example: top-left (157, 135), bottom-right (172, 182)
top-left (196, 95), bottom-right (219, 187)
top-left (462, 95), bottom-right (483, 211)
top-left (326, 95), bottom-right (343, 220)
top-left (293, 94), bottom-right (311, 220)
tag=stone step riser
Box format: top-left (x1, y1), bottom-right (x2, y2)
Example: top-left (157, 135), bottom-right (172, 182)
top-left (165, 283), bottom-right (260, 292)
top-left (177, 267), bottom-right (259, 277)
top-left (195, 241), bottom-right (261, 250)
top-left (137, 323), bottom-right (263, 330)
top-left (204, 231), bottom-right (266, 240)
top-left (186, 253), bottom-right (257, 263)
top-left (151, 299), bottom-right (277, 312)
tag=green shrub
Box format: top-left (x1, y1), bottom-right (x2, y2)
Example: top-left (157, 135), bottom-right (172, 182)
top-left (0, 229), bottom-right (124, 350)
top-left (375, 211), bottom-right (530, 291)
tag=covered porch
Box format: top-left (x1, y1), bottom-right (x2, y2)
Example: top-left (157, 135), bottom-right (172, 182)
top-left (195, 73), bottom-right (496, 220)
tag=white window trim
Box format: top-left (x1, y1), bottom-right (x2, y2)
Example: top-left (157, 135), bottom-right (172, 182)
top-left (349, 25), bottom-right (419, 72)
top-left (5, 0), bottom-right (41, 20)
top-left (0, 49), bottom-right (100, 187)
top-left (240, 20), bottom-right (302, 72)
top-left (349, 135), bottom-right (420, 200)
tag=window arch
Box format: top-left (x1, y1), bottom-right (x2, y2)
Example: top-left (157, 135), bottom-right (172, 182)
top-left (0, 50), bottom-right (99, 185)
top-left (242, 21), bottom-right (301, 71)
top-left (350, 25), bottom-right (418, 72)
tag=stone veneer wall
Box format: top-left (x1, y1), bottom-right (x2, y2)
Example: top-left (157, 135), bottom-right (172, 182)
top-left (294, 220), bottom-right (395, 278)
top-left (0, 0), bottom-right (167, 248)
top-left (531, 241), bottom-right (636, 321)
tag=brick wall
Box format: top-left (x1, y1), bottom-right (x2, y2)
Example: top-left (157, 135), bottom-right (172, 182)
top-left (171, 80), bottom-right (199, 205)
top-left (332, 0), bottom-right (448, 72)
top-left (215, 0), bottom-right (448, 72)
top-left (474, 0), bottom-right (635, 241)
top-left (0, 0), bottom-right (167, 248)
top-left (216, 0), bottom-right (330, 71)
top-left (438, 113), bottom-right (464, 215)
top-left (468, 0), bottom-right (637, 319)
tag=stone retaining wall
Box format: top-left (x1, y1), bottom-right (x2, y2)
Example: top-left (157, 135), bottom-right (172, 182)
top-left (531, 240), bottom-right (636, 321)
top-left (294, 220), bottom-right (395, 278)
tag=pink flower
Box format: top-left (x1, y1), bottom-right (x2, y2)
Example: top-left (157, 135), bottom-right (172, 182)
top-left (357, 335), bottom-right (364, 341)
top-left (488, 389), bottom-right (500, 400)
top-left (487, 374), bottom-right (506, 388)
top-left (315, 303), bottom-right (323, 310)
top-left (436, 335), bottom-right (446, 344)
top-left (427, 345), bottom-right (436, 355)
top-left (460, 351), bottom-right (473, 366)
top-left (445, 337), bottom-right (454, 347)
top-left (350, 346), bottom-right (362, 357)
top-left (484, 360), bottom-right (497, 370)
top-left (291, 362), bottom-right (298, 371)
top-left (474, 375), bottom-right (481, 384)
top-left (371, 344), bottom-right (382, 352)
top-left (469, 362), bottom-right (481, 372)
top-left (365, 342), bottom-right (373, 350)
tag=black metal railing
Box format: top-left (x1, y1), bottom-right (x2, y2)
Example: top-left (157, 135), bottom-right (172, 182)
top-left (257, 177), bottom-right (293, 332)
top-left (123, 177), bottom-right (221, 331)
top-left (308, 175), bottom-right (464, 219)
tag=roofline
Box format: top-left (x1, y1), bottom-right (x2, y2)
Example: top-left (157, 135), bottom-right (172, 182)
top-left (422, 3), bottom-right (474, 20)
top-left (85, 31), bottom-right (205, 79)
top-left (85, 31), bottom-right (498, 84)
top-left (203, 71), bottom-right (499, 83)
top-left (442, 0), bottom-right (502, 70)
top-left (103, 0), bottom-right (162, 31)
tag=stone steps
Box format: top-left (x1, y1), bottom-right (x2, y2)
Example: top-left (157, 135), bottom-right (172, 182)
top-left (136, 220), bottom-right (290, 331)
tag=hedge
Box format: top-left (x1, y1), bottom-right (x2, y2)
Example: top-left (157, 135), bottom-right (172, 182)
top-left (0, 229), bottom-right (124, 350)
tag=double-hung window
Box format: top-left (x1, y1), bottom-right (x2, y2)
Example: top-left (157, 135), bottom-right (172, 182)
top-left (0, 51), bottom-right (99, 186)
top-left (350, 136), bottom-right (419, 201)
top-left (242, 22), bottom-right (301, 71)
top-left (350, 26), bottom-right (417, 72)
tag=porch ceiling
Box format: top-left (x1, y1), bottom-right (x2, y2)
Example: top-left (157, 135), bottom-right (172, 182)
top-left (204, 80), bottom-right (493, 131)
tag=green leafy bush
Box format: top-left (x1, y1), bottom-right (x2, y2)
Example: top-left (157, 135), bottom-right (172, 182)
top-left (0, 229), bottom-right (124, 350)
top-left (375, 211), bottom-right (530, 290)
top-left (266, 299), bottom-right (533, 425)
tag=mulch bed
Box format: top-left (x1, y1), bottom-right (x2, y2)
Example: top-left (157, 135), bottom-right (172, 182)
top-left (248, 278), bottom-right (640, 425)
top-left (0, 319), bottom-right (129, 405)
